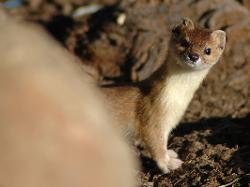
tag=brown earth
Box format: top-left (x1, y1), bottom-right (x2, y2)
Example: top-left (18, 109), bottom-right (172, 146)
top-left (5, 0), bottom-right (250, 186)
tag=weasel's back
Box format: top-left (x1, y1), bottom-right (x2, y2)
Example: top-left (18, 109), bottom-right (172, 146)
top-left (100, 85), bottom-right (141, 135)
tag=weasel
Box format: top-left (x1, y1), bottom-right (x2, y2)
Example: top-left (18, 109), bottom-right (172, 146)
top-left (101, 18), bottom-right (226, 173)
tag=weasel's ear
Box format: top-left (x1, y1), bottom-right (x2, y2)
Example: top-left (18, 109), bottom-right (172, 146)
top-left (181, 17), bottom-right (194, 30)
top-left (171, 17), bottom-right (194, 34)
top-left (212, 30), bottom-right (226, 50)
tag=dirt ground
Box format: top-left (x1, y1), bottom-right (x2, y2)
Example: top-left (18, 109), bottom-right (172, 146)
top-left (5, 0), bottom-right (250, 186)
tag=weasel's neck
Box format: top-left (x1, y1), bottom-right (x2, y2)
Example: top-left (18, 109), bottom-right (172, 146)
top-left (144, 51), bottom-right (210, 127)
top-left (148, 51), bottom-right (210, 96)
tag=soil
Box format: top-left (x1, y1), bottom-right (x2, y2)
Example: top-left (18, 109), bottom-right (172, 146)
top-left (5, 0), bottom-right (250, 186)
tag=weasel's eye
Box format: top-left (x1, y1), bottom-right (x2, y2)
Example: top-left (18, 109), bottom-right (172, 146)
top-left (172, 26), bottom-right (181, 35)
top-left (204, 48), bottom-right (211, 55)
top-left (180, 39), bottom-right (190, 47)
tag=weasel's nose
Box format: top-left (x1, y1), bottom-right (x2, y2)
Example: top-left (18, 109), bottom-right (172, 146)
top-left (188, 53), bottom-right (199, 62)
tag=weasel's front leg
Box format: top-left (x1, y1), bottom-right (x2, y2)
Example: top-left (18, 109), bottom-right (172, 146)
top-left (141, 123), bottom-right (183, 173)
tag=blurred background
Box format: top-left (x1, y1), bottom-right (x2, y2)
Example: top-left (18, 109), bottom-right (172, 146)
top-left (2, 0), bottom-right (250, 186)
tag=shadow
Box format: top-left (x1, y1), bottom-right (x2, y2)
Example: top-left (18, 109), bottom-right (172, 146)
top-left (172, 114), bottom-right (250, 149)
top-left (140, 155), bottom-right (162, 178)
top-left (173, 114), bottom-right (250, 182)
top-left (74, 4), bottom-right (120, 59)
top-left (85, 4), bottom-right (120, 42)
top-left (41, 15), bottom-right (74, 45)
top-left (140, 114), bottom-right (250, 184)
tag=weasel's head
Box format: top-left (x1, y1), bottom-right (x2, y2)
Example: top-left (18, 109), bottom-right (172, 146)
top-left (170, 17), bottom-right (226, 70)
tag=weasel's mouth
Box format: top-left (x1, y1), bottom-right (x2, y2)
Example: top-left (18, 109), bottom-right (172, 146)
top-left (179, 54), bottom-right (200, 68)
top-left (184, 53), bottom-right (200, 65)
top-left (185, 58), bottom-right (201, 67)
top-left (182, 57), bottom-right (211, 70)
top-left (177, 54), bottom-right (209, 70)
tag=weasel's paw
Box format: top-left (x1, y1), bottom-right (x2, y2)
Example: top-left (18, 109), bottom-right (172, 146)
top-left (166, 149), bottom-right (178, 158)
top-left (156, 151), bottom-right (183, 173)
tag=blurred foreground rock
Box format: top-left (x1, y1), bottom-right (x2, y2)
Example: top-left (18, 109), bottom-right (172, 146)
top-left (0, 10), bottom-right (137, 187)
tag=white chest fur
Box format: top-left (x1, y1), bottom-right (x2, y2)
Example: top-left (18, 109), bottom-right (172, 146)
top-left (160, 67), bottom-right (209, 131)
